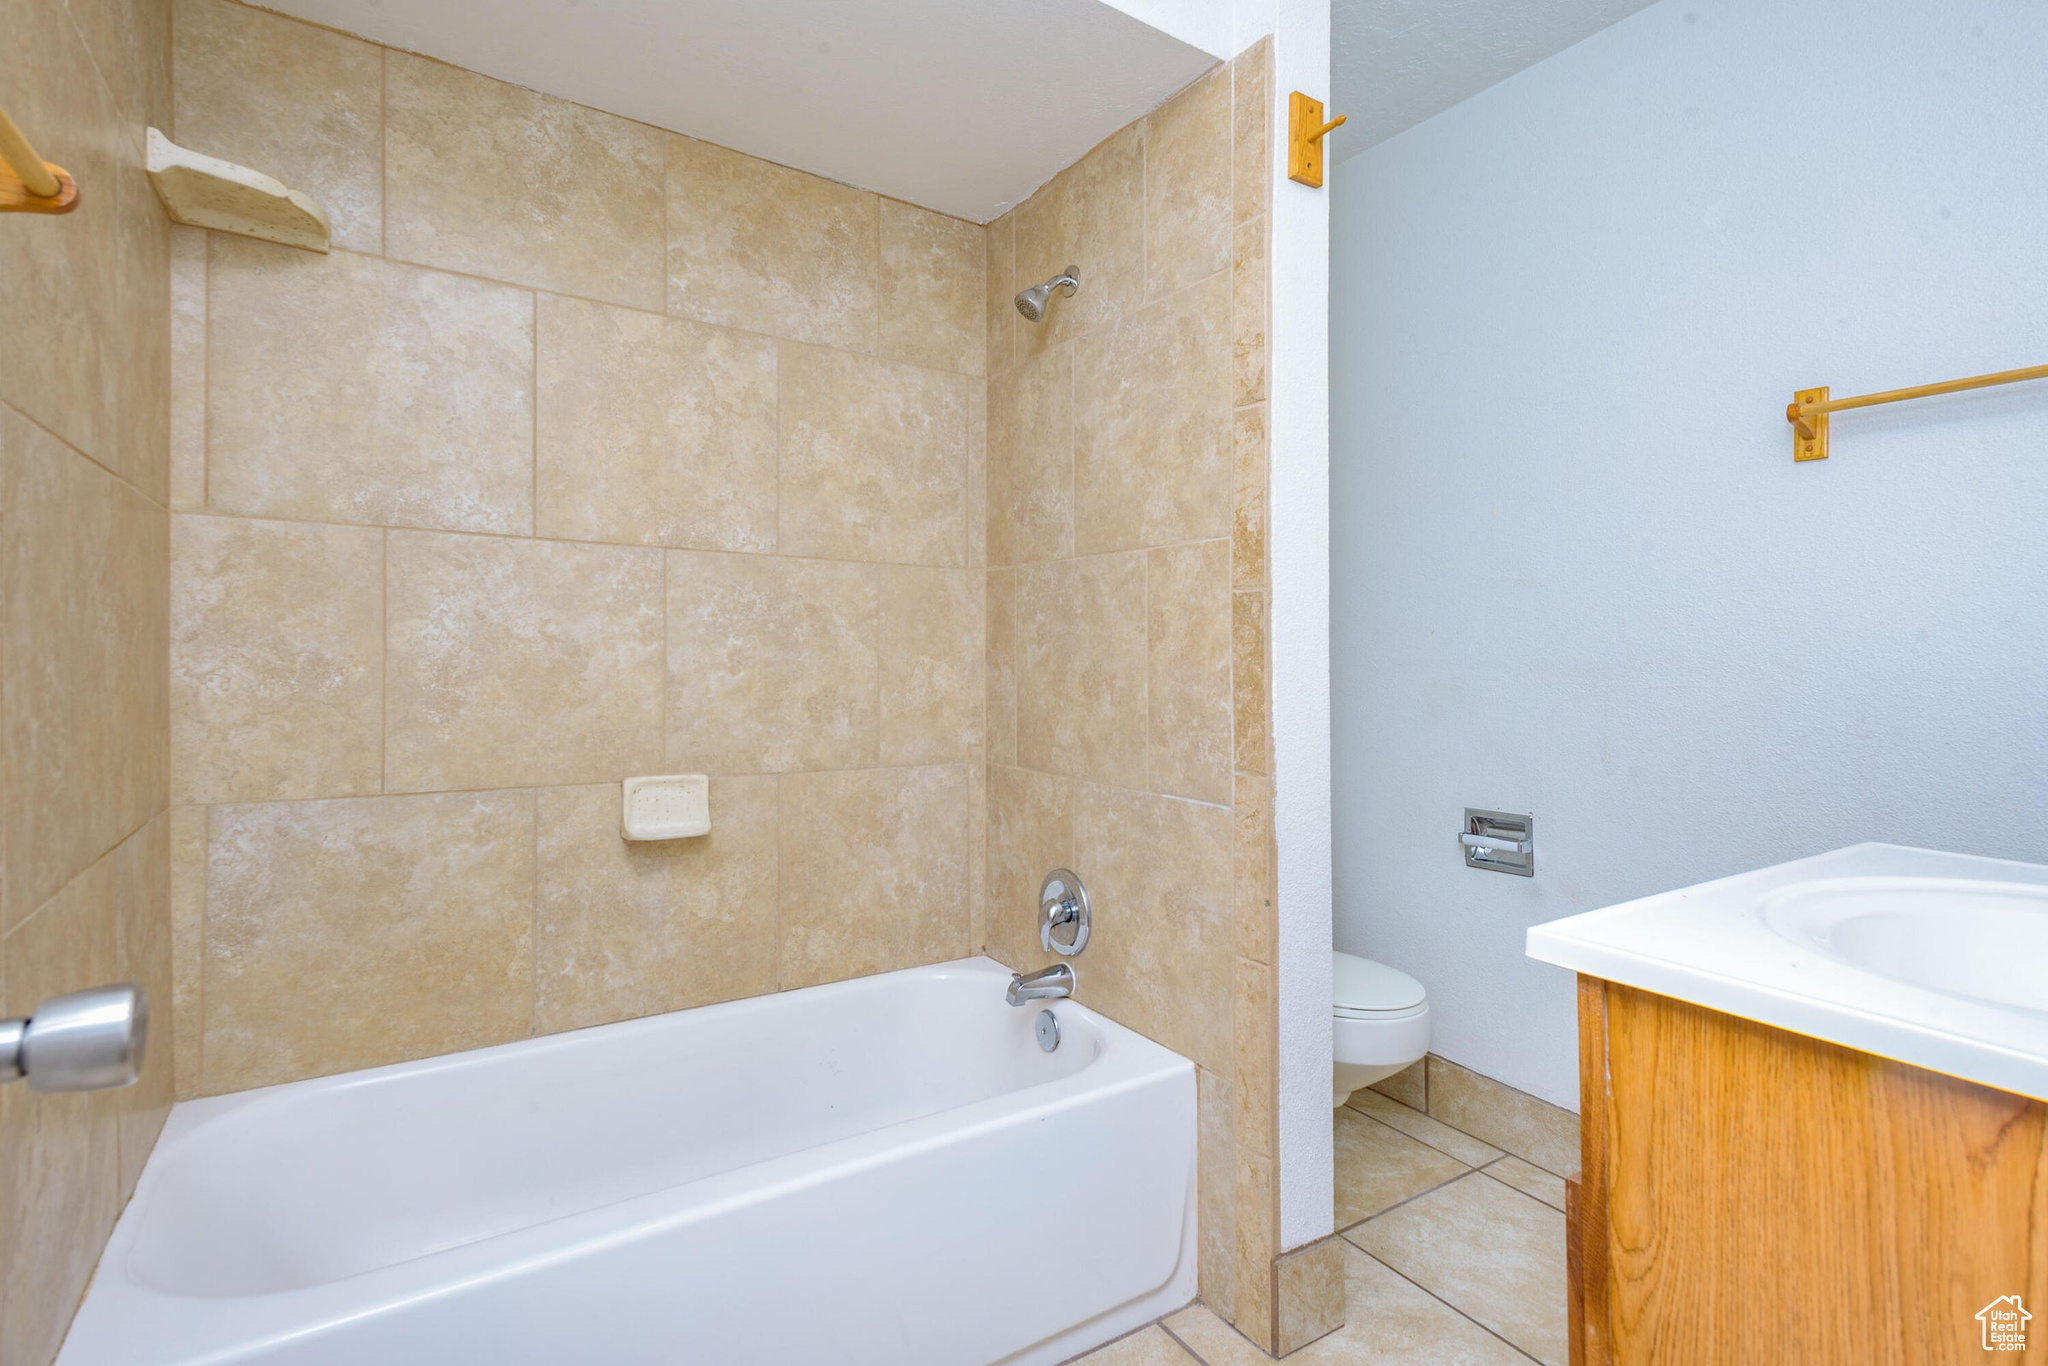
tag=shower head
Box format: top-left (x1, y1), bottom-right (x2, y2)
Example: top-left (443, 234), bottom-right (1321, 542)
top-left (1015, 266), bottom-right (1080, 323)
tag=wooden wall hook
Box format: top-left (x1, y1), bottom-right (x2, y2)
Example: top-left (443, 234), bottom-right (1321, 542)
top-left (1288, 91), bottom-right (1345, 189)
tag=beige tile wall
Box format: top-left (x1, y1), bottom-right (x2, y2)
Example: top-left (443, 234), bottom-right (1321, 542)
top-left (982, 40), bottom-right (1281, 1343)
top-left (167, 0), bottom-right (986, 1098)
top-left (0, 0), bottom-right (176, 1358)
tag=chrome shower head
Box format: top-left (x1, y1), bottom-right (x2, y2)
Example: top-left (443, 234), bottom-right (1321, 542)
top-left (1015, 266), bottom-right (1080, 323)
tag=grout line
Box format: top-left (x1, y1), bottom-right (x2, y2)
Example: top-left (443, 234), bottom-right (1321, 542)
top-left (1156, 1317), bottom-right (1219, 1366)
top-left (0, 397), bottom-right (167, 515)
top-left (199, 230), bottom-right (212, 511)
top-left (1336, 1157), bottom-right (1481, 1236)
top-left (268, 242), bottom-right (991, 382)
top-left (528, 289), bottom-right (539, 534)
top-left (196, 802), bottom-right (209, 1096)
top-left (528, 788), bottom-right (540, 1039)
top-left (166, 501), bottom-right (1223, 571)
top-left (378, 46), bottom-right (388, 254)
top-left (379, 529), bottom-right (389, 793)
top-left (1354, 1249), bottom-right (1546, 1366)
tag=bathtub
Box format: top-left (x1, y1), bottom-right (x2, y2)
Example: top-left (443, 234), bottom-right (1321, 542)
top-left (59, 958), bottom-right (1197, 1366)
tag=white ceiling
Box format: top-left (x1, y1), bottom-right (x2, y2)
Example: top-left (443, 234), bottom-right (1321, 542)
top-left (1330, 0), bottom-right (1657, 161)
top-left (258, 0), bottom-right (1224, 223)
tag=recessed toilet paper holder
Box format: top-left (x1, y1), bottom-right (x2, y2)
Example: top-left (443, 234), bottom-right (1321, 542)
top-left (1461, 809), bottom-right (1534, 877)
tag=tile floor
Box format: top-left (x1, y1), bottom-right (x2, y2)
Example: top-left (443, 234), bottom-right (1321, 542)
top-left (1068, 1091), bottom-right (1569, 1365)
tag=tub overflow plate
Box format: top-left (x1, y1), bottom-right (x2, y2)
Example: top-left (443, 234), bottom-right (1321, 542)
top-left (1035, 1010), bottom-right (1061, 1053)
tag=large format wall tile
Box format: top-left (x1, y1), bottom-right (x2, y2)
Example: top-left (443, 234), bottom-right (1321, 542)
top-left (879, 566), bottom-right (982, 767)
top-left (1233, 591), bottom-right (1270, 776)
top-left (0, 860), bottom-right (122, 1366)
top-left (170, 804), bottom-right (206, 1100)
top-left (779, 345), bottom-right (969, 566)
top-left (667, 552), bottom-right (879, 774)
top-left (1231, 39), bottom-right (1270, 228)
top-left (171, 0), bottom-right (384, 252)
top-left (1146, 65), bottom-right (1232, 299)
top-left (207, 240), bottom-right (534, 534)
top-left (984, 214), bottom-right (1016, 375)
top-left (535, 294), bottom-right (777, 551)
top-left (0, 409), bottom-right (169, 930)
top-left (1016, 555), bottom-right (1147, 790)
top-left (385, 532), bottom-right (664, 792)
top-left (202, 791), bottom-right (536, 1091)
top-left (983, 764), bottom-right (1074, 971)
top-left (0, 0), bottom-right (159, 487)
top-left (534, 779), bottom-right (779, 1034)
top-left (0, 816), bottom-right (169, 1363)
top-left (384, 52), bottom-right (665, 309)
top-left (1233, 215), bottom-right (1269, 407)
top-left (1148, 541), bottom-right (1232, 804)
top-left (1073, 271), bottom-right (1234, 554)
top-left (171, 515), bottom-right (383, 804)
top-left (985, 567), bottom-right (1018, 767)
top-left (1232, 404), bottom-right (1268, 590)
top-left (1014, 122), bottom-right (1144, 356)
top-left (169, 225), bottom-right (206, 509)
top-left (880, 199), bottom-right (985, 376)
top-left (667, 135), bottom-right (879, 351)
top-left (987, 344), bottom-right (1073, 565)
top-left (1074, 783), bottom-right (1233, 1075)
top-left (779, 766), bottom-right (969, 989)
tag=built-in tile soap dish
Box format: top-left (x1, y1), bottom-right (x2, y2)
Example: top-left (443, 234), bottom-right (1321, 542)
top-left (621, 775), bottom-right (709, 841)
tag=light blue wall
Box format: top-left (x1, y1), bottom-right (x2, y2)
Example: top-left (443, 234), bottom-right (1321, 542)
top-left (1330, 0), bottom-right (2048, 1109)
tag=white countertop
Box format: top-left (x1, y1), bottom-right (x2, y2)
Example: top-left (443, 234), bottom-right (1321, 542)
top-left (1526, 843), bottom-right (2048, 1102)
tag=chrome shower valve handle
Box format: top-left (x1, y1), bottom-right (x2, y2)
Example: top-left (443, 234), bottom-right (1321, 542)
top-left (1039, 869), bottom-right (1091, 957)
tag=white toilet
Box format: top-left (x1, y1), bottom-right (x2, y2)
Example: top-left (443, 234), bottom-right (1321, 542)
top-left (1332, 950), bottom-right (1430, 1107)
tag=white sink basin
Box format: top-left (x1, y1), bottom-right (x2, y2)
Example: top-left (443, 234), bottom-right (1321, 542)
top-left (1762, 877), bottom-right (2048, 1014)
top-left (1526, 844), bottom-right (2048, 1102)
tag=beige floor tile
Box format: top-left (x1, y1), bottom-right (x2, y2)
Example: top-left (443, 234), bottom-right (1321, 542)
top-left (1165, 1242), bottom-right (1538, 1366)
top-left (1070, 1324), bottom-right (1201, 1365)
top-left (1484, 1155), bottom-right (1567, 1212)
top-left (1343, 1172), bottom-right (1567, 1366)
top-left (1346, 1089), bottom-right (1503, 1168)
top-left (1161, 1304), bottom-right (1269, 1366)
top-left (1334, 1105), bottom-right (1469, 1228)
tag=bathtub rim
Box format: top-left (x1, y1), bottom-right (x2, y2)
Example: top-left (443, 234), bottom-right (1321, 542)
top-left (64, 956), bottom-right (1198, 1365)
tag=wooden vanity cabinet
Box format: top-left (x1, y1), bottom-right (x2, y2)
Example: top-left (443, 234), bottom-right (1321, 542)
top-left (1565, 975), bottom-right (2048, 1365)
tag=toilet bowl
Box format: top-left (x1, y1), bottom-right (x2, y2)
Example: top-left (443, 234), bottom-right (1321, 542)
top-left (1332, 951), bottom-right (1430, 1107)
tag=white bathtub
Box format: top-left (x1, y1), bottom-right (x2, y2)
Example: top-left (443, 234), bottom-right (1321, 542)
top-left (60, 958), bottom-right (1197, 1366)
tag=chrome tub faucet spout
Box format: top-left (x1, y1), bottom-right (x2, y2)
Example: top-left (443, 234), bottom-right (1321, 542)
top-left (1007, 962), bottom-right (1075, 1006)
